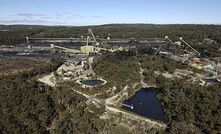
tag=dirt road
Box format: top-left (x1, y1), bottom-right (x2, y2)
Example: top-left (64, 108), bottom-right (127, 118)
top-left (38, 73), bottom-right (56, 87)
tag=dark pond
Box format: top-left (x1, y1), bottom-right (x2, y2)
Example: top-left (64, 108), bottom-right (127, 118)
top-left (0, 51), bottom-right (63, 58)
top-left (81, 79), bottom-right (104, 86)
top-left (205, 78), bottom-right (219, 84)
top-left (123, 87), bottom-right (166, 122)
top-left (31, 42), bottom-right (82, 47)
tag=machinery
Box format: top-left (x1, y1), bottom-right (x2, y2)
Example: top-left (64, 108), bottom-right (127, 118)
top-left (165, 36), bottom-right (176, 46)
top-left (164, 36), bottom-right (182, 54)
top-left (204, 51), bottom-right (221, 77)
top-left (82, 28), bottom-right (120, 54)
top-left (26, 36), bottom-right (30, 44)
top-left (26, 36), bottom-right (33, 52)
top-left (26, 28), bottom-right (122, 55)
top-left (179, 37), bottom-right (201, 56)
top-left (165, 36), bottom-right (201, 56)
top-left (88, 28), bottom-right (100, 47)
top-left (50, 44), bottom-right (81, 53)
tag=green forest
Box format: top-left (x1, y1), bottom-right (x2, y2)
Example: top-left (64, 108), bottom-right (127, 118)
top-left (157, 77), bottom-right (221, 133)
top-left (0, 59), bottom-right (109, 134)
top-left (1, 24), bottom-right (221, 44)
top-left (92, 50), bottom-right (221, 133)
top-left (1, 24), bottom-right (221, 133)
top-left (1, 51), bottom-right (221, 133)
top-left (0, 58), bottom-right (130, 133)
top-left (1, 24), bottom-right (221, 57)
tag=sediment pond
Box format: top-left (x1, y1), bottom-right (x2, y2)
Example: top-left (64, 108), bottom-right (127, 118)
top-left (80, 79), bottom-right (105, 86)
top-left (123, 87), bottom-right (166, 122)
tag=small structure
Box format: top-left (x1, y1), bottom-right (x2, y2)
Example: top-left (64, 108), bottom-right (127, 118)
top-left (80, 45), bottom-right (95, 54)
top-left (174, 41), bottom-right (182, 46)
top-left (159, 51), bottom-right (170, 55)
top-left (190, 63), bottom-right (203, 70)
top-left (204, 38), bottom-right (215, 44)
top-left (174, 69), bottom-right (194, 77)
top-left (203, 64), bottom-right (216, 75)
top-left (170, 54), bottom-right (189, 63)
top-left (192, 57), bottom-right (200, 63)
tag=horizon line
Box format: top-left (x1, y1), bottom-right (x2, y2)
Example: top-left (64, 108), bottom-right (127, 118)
top-left (0, 23), bottom-right (221, 27)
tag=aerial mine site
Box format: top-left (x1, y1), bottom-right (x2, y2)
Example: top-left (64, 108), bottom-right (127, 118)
top-left (0, 0), bottom-right (221, 134)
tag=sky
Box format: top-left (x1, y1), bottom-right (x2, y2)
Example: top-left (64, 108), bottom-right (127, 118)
top-left (0, 0), bottom-right (220, 26)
